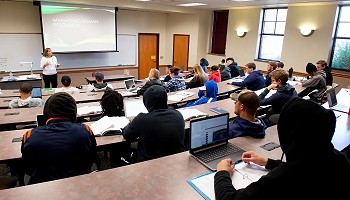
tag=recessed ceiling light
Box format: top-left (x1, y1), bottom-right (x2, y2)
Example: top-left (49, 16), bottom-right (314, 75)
top-left (229, 0), bottom-right (255, 2)
top-left (136, 0), bottom-right (152, 2)
top-left (177, 3), bottom-right (207, 7)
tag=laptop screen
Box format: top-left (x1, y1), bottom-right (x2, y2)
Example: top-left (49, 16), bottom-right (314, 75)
top-left (31, 87), bottom-right (42, 98)
top-left (189, 113), bottom-right (229, 151)
top-left (124, 79), bottom-right (135, 89)
top-left (326, 88), bottom-right (337, 107)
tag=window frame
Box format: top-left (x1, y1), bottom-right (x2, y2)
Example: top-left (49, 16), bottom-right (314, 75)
top-left (257, 7), bottom-right (288, 61)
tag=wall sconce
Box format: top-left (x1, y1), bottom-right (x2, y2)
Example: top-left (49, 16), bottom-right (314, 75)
top-left (300, 27), bottom-right (314, 37)
top-left (236, 29), bottom-right (247, 38)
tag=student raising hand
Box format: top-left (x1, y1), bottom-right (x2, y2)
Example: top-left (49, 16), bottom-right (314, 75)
top-left (242, 151), bottom-right (268, 166)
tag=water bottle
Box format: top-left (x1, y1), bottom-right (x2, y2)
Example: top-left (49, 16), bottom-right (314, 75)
top-left (288, 67), bottom-right (293, 78)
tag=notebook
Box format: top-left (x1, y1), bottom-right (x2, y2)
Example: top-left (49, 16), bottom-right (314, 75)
top-left (326, 88), bottom-right (349, 113)
top-left (124, 79), bottom-right (137, 92)
top-left (31, 87), bottom-right (42, 98)
top-left (189, 113), bottom-right (245, 171)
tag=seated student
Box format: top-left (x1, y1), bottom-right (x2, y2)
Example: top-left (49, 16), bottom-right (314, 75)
top-left (264, 61), bottom-right (278, 87)
top-left (219, 63), bottom-right (231, 81)
top-left (298, 63), bottom-right (326, 102)
top-left (166, 66), bottom-right (186, 92)
top-left (276, 61), bottom-right (284, 69)
top-left (316, 59), bottom-right (333, 86)
top-left (208, 65), bottom-right (221, 83)
top-left (87, 72), bottom-right (113, 92)
top-left (123, 85), bottom-right (185, 162)
top-left (259, 69), bottom-right (298, 126)
top-left (54, 75), bottom-right (80, 94)
top-left (226, 57), bottom-right (240, 78)
top-left (186, 64), bottom-right (208, 89)
top-left (90, 90), bottom-right (124, 121)
top-left (183, 80), bottom-right (218, 108)
top-left (214, 97), bottom-right (350, 200)
top-left (137, 68), bottom-right (167, 96)
top-left (200, 58), bottom-right (209, 73)
top-left (163, 65), bottom-right (172, 82)
top-left (228, 90), bottom-right (266, 139)
top-left (228, 62), bottom-right (265, 91)
top-left (21, 92), bottom-right (97, 185)
top-left (9, 83), bottom-right (45, 109)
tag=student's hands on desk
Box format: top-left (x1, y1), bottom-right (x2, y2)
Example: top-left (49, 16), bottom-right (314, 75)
top-left (242, 151), bottom-right (268, 167)
top-left (217, 159), bottom-right (235, 176)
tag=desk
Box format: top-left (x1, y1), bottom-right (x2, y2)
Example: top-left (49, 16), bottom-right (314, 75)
top-left (0, 126), bottom-right (282, 199)
top-left (0, 88), bottom-right (54, 98)
top-left (0, 75), bottom-right (42, 90)
top-left (85, 74), bottom-right (135, 84)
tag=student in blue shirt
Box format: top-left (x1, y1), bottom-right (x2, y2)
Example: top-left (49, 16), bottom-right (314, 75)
top-left (228, 62), bottom-right (265, 91)
top-left (182, 80), bottom-right (218, 108)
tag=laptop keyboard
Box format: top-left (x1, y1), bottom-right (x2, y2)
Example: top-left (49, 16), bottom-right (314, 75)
top-left (195, 144), bottom-right (242, 163)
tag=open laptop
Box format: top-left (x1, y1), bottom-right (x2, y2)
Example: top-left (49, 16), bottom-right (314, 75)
top-left (326, 88), bottom-right (349, 113)
top-left (189, 113), bottom-right (245, 171)
top-left (124, 79), bottom-right (137, 92)
top-left (31, 87), bottom-right (42, 98)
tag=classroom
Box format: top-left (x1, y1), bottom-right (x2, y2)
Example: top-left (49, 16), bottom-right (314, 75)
top-left (0, 0), bottom-right (350, 199)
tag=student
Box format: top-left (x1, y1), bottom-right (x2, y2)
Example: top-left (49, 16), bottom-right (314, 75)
top-left (163, 65), bottom-right (172, 82)
top-left (40, 47), bottom-right (61, 88)
top-left (316, 59), bottom-right (333, 86)
top-left (90, 90), bottom-right (124, 121)
top-left (200, 58), bottom-right (209, 73)
top-left (166, 66), bottom-right (186, 92)
top-left (208, 65), bottom-right (221, 83)
top-left (186, 64), bottom-right (208, 89)
top-left (258, 69), bottom-right (297, 126)
top-left (298, 63), bottom-right (326, 102)
top-left (228, 90), bottom-right (266, 138)
top-left (264, 61), bottom-right (277, 87)
top-left (214, 97), bottom-right (350, 200)
top-left (226, 57), bottom-right (240, 78)
top-left (219, 63), bottom-right (231, 81)
top-left (276, 61), bottom-right (284, 69)
top-left (87, 72), bottom-right (113, 92)
top-left (137, 68), bottom-right (167, 96)
top-left (54, 75), bottom-right (80, 94)
top-left (123, 85), bottom-right (185, 162)
top-left (21, 92), bottom-right (97, 185)
top-left (9, 83), bottom-right (45, 109)
top-left (183, 80), bottom-right (218, 107)
top-left (228, 63), bottom-right (265, 91)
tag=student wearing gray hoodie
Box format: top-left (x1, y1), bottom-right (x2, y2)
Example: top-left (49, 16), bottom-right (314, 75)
top-left (9, 83), bottom-right (45, 109)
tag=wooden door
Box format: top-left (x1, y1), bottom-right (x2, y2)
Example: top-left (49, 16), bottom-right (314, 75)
top-left (138, 33), bottom-right (159, 79)
top-left (173, 34), bottom-right (190, 71)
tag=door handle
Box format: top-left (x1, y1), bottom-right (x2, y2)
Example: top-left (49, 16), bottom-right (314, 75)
top-left (174, 59), bottom-right (178, 63)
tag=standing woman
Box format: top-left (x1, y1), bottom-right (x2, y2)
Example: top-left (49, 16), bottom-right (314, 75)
top-left (40, 48), bottom-right (61, 88)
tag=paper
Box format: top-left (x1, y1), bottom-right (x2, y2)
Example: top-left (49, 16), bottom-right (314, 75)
top-left (178, 109), bottom-right (208, 121)
top-left (77, 105), bottom-right (102, 116)
top-left (124, 98), bottom-right (148, 117)
top-left (188, 162), bottom-right (269, 200)
top-left (90, 116), bottom-right (130, 136)
top-left (254, 88), bottom-right (277, 99)
top-left (168, 91), bottom-right (195, 102)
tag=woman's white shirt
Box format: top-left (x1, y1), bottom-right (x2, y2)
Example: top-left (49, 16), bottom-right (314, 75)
top-left (40, 56), bottom-right (58, 75)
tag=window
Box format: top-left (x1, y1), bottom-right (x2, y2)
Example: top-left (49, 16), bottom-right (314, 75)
top-left (330, 6), bottom-right (350, 71)
top-left (211, 10), bottom-right (229, 55)
top-left (258, 8), bottom-right (288, 61)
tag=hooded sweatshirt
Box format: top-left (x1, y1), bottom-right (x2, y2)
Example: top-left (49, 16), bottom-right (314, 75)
top-left (183, 80), bottom-right (218, 108)
top-left (228, 116), bottom-right (266, 139)
top-left (208, 70), bottom-right (221, 83)
top-left (87, 82), bottom-right (113, 92)
top-left (215, 97), bottom-right (350, 200)
top-left (123, 85), bottom-right (185, 162)
top-left (300, 70), bottom-right (326, 99)
top-left (259, 83), bottom-right (298, 114)
top-left (9, 96), bottom-right (45, 109)
top-left (231, 70), bottom-right (265, 91)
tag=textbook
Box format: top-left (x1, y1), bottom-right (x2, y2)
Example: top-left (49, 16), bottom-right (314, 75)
top-left (168, 91), bottom-right (195, 102)
top-left (90, 116), bottom-right (130, 136)
top-left (77, 105), bottom-right (102, 116)
top-left (178, 109), bottom-right (208, 121)
top-left (187, 161), bottom-right (269, 200)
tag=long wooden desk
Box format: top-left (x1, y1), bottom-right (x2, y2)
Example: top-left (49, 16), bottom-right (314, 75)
top-left (0, 125), bottom-right (282, 199)
top-left (85, 74), bottom-right (135, 84)
top-left (0, 75), bottom-right (42, 90)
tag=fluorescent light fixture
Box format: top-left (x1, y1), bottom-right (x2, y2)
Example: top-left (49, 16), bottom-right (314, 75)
top-left (230, 0), bottom-right (256, 2)
top-left (177, 3), bottom-right (207, 7)
top-left (136, 0), bottom-right (152, 2)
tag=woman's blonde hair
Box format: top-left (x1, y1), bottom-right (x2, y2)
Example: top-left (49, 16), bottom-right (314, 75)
top-left (149, 68), bottom-right (160, 79)
top-left (193, 64), bottom-right (208, 84)
top-left (42, 48), bottom-right (52, 57)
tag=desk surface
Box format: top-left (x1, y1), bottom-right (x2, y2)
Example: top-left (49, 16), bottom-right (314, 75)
top-left (85, 74), bottom-right (135, 84)
top-left (0, 125), bottom-right (282, 199)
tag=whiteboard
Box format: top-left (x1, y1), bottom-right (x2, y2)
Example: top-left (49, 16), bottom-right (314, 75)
top-left (0, 34), bottom-right (137, 73)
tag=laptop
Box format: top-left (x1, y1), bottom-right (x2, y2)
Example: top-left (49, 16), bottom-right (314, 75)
top-left (326, 88), bottom-right (349, 113)
top-left (124, 79), bottom-right (137, 92)
top-left (189, 113), bottom-right (245, 171)
top-left (31, 87), bottom-right (42, 98)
